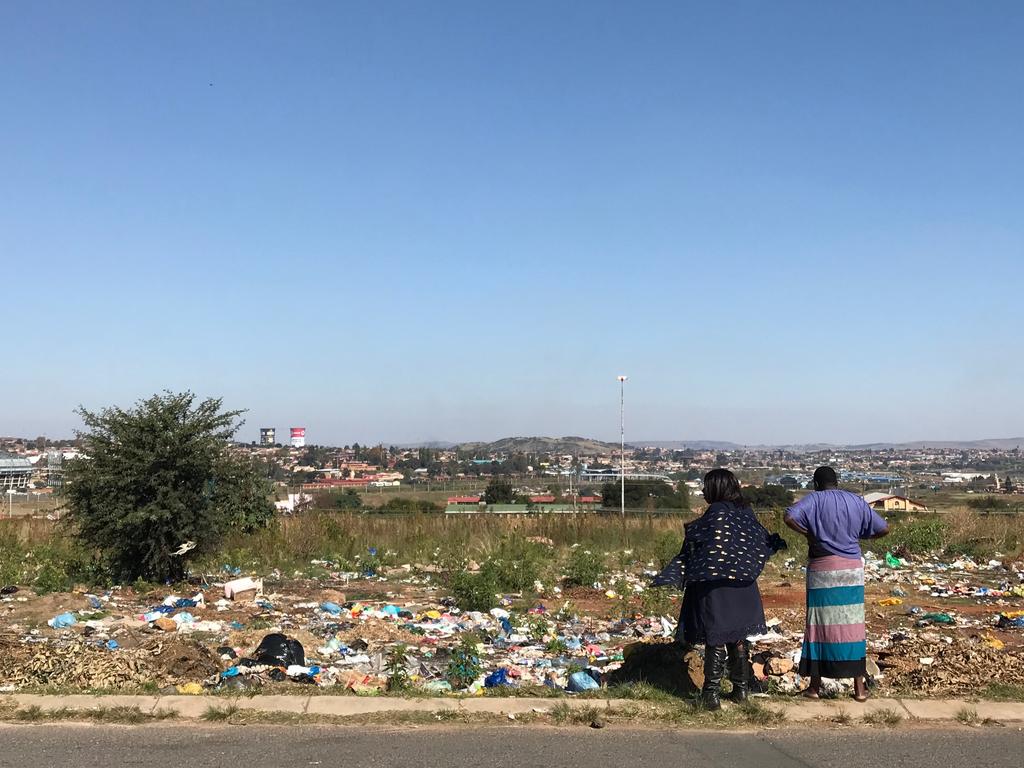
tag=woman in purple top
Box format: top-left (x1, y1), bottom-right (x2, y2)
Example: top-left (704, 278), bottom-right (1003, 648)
top-left (784, 466), bottom-right (889, 702)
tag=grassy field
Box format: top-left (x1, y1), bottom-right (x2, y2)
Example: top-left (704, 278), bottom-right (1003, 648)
top-left (3, 505), bottom-right (1022, 597)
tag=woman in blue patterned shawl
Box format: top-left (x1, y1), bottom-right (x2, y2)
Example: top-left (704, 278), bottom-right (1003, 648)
top-left (653, 468), bottom-right (786, 709)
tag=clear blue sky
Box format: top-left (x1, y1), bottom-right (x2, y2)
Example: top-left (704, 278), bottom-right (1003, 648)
top-left (2, 2), bottom-right (1022, 446)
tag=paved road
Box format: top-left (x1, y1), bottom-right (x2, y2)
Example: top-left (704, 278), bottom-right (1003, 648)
top-left (2, 725), bottom-right (1023, 768)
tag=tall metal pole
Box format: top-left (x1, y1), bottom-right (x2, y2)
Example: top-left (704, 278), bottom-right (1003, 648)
top-left (618, 375), bottom-right (628, 517)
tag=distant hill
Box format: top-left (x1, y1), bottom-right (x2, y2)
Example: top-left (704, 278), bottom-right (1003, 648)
top-left (398, 436), bottom-right (1024, 453)
top-left (843, 438), bottom-right (1024, 451)
top-left (394, 441), bottom-right (458, 449)
top-left (630, 440), bottom-right (745, 451)
top-left (455, 436), bottom-right (622, 455)
top-left (636, 438), bottom-right (1024, 452)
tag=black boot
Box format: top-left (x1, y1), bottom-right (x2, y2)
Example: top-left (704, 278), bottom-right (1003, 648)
top-left (701, 645), bottom-right (728, 711)
top-left (726, 641), bottom-right (750, 704)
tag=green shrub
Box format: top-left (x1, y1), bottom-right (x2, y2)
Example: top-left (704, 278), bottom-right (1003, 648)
top-left (379, 497), bottom-right (443, 513)
top-left (385, 644), bottom-right (412, 692)
top-left (883, 517), bottom-right (947, 554)
top-left (638, 586), bottom-right (676, 617)
top-left (449, 571), bottom-right (499, 612)
top-left (478, 535), bottom-right (554, 593)
top-left (564, 548), bottom-right (605, 587)
top-left (446, 635), bottom-right (483, 690)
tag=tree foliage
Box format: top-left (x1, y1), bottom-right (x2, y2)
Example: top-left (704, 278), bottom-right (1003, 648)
top-left (64, 391), bottom-right (274, 582)
top-left (600, 480), bottom-right (689, 511)
top-left (334, 489), bottom-right (363, 510)
top-left (484, 477), bottom-right (516, 505)
top-left (743, 484), bottom-right (795, 510)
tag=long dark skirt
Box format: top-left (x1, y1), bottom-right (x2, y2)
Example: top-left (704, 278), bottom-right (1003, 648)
top-left (678, 580), bottom-right (767, 646)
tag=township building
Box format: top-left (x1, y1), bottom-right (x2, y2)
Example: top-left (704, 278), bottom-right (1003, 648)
top-left (862, 492), bottom-right (929, 512)
top-left (0, 456), bottom-right (33, 491)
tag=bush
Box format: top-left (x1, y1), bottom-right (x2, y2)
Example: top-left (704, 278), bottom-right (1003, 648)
top-left (484, 478), bottom-right (516, 505)
top-left (601, 480), bottom-right (689, 510)
top-left (446, 635), bottom-right (483, 690)
top-left (564, 548), bottom-right (605, 587)
top-left (65, 391), bottom-right (274, 582)
top-left (478, 535), bottom-right (554, 593)
top-left (449, 571), bottom-right (499, 612)
top-left (882, 517), bottom-right (947, 555)
top-left (380, 497), bottom-right (443, 513)
top-left (743, 485), bottom-right (795, 510)
top-left (967, 496), bottom-right (1009, 512)
top-left (334, 490), bottom-right (363, 510)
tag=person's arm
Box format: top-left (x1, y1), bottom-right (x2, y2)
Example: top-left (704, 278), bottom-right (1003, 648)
top-left (783, 514), bottom-right (808, 534)
top-left (860, 504), bottom-right (889, 540)
top-left (784, 496), bottom-right (812, 536)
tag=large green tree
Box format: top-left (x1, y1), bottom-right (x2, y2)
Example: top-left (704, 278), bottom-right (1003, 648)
top-left (743, 484), bottom-right (795, 510)
top-left (484, 477), bottom-right (516, 504)
top-left (601, 480), bottom-right (689, 511)
top-left (65, 391), bottom-right (274, 582)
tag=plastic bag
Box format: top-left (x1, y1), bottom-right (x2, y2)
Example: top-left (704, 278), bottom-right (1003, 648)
top-left (252, 633), bottom-right (305, 667)
top-left (485, 668), bottom-right (512, 688)
top-left (568, 670), bottom-right (600, 692)
top-left (48, 612), bottom-right (77, 628)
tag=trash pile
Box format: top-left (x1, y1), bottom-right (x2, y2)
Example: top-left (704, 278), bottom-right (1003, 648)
top-left (1, 547), bottom-right (1022, 699)
top-left (880, 632), bottom-right (1024, 695)
top-left (0, 633), bottom-right (220, 691)
top-left (864, 551), bottom-right (1024, 601)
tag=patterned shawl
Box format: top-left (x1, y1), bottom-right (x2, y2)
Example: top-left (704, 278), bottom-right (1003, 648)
top-left (652, 501), bottom-right (786, 589)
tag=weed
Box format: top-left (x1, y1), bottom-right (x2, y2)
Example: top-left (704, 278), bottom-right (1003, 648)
top-left (14, 705), bottom-right (44, 722)
top-left (638, 586), bottom-right (676, 617)
top-left (201, 703), bottom-right (240, 722)
top-left (551, 703), bottom-right (603, 725)
top-left (981, 682), bottom-right (1024, 701)
top-left (545, 637), bottom-right (569, 654)
top-left (564, 548), bottom-right (604, 587)
top-left (955, 707), bottom-right (979, 726)
top-left (449, 571), bottom-right (499, 612)
top-left (737, 699), bottom-right (786, 726)
top-left (879, 517), bottom-right (946, 555)
top-left (605, 682), bottom-right (675, 702)
top-left (478, 535), bottom-right (554, 593)
top-left (862, 708), bottom-right (903, 727)
top-left (522, 613), bottom-right (553, 641)
top-left (832, 708), bottom-right (852, 725)
top-left (446, 635), bottom-right (483, 691)
top-left (385, 644), bottom-right (412, 693)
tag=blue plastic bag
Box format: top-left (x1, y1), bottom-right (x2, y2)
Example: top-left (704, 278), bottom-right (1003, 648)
top-left (320, 602), bottom-right (342, 615)
top-left (568, 671), bottom-right (599, 692)
top-left (485, 668), bottom-right (512, 688)
top-left (48, 612), bottom-right (77, 629)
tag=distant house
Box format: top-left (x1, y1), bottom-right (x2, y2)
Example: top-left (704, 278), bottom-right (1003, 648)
top-left (863, 492), bottom-right (928, 512)
top-left (448, 496), bottom-right (481, 504)
top-left (528, 495), bottom-right (557, 504)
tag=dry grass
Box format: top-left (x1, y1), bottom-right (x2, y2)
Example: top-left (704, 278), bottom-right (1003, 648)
top-left (200, 703), bottom-right (240, 722)
top-left (862, 708), bottom-right (903, 727)
top-left (831, 708), bottom-right (852, 725)
top-left (10, 705), bottom-right (179, 724)
top-left (955, 707), bottom-right (979, 726)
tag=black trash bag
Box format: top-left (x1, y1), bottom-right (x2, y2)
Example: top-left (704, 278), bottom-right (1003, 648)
top-left (1, 585), bottom-right (18, 595)
top-left (252, 633), bottom-right (305, 667)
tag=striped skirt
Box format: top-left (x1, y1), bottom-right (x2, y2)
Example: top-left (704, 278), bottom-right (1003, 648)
top-left (799, 555), bottom-right (866, 679)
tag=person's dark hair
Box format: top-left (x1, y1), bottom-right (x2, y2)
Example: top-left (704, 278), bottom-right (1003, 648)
top-left (813, 466), bottom-right (839, 491)
top-left (702, 468), bottom-right (745, 506)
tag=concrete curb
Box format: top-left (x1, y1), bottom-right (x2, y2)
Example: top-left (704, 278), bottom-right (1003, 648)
top-left (3, 694), bottom-right (1023, 722)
